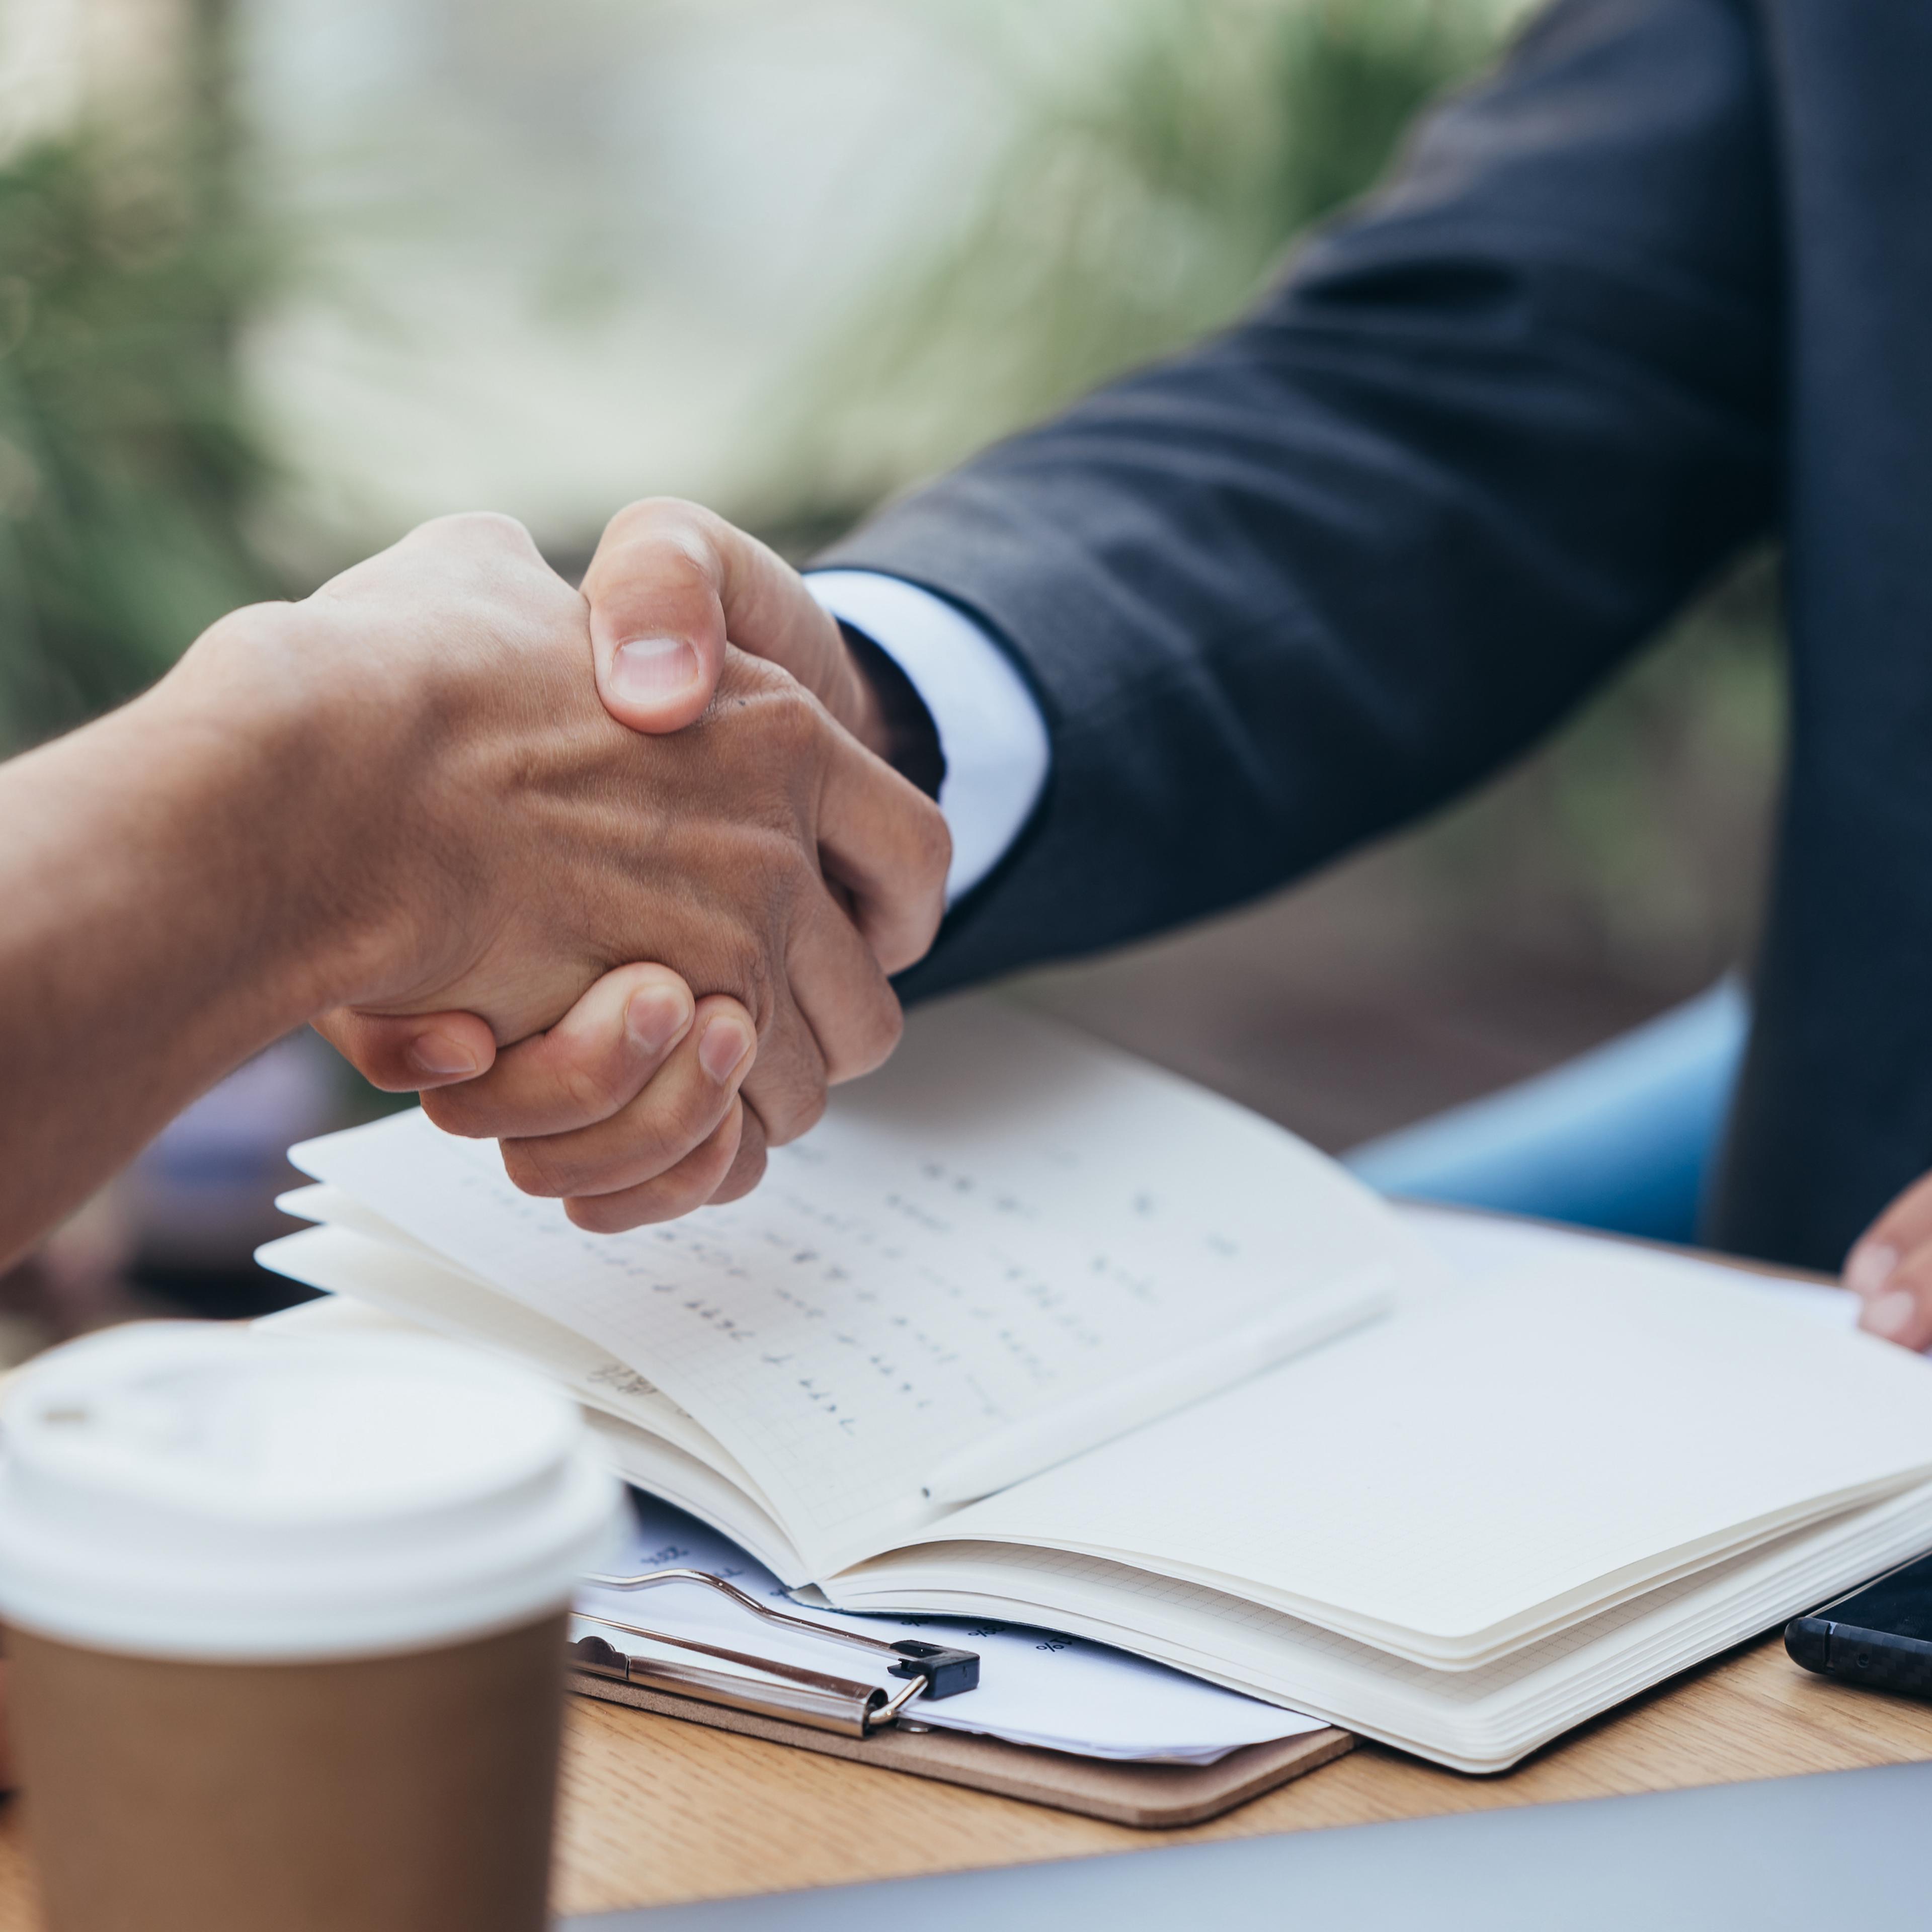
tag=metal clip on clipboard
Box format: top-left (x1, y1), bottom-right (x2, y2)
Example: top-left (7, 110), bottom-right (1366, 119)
top-left (568, 1568), bottom-right (981, 1740)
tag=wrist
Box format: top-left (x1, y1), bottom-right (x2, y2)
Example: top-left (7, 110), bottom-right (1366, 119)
top-left (835, 622), bottom-right (945, 800)
top-left (0, 602), bottom-right (417, 1261)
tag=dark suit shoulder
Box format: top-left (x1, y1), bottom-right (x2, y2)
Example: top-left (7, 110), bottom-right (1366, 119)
top-left (830, 0), bottom-right (1782, 997)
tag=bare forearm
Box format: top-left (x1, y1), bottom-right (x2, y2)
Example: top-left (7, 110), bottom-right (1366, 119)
top-left (0, 620), bottom-right (359, 1266)
top-left (0, 507), bottom-right (952, 1266)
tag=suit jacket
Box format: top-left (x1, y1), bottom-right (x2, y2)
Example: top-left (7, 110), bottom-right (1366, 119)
top-left (819, 0), bottom-right (1932, 1271)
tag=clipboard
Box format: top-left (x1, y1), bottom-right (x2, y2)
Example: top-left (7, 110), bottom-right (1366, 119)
top-left (566, 1566), bottom-right (1352, 1828)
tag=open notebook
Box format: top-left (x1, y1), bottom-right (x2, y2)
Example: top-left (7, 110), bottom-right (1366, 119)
top-left (259, 996), bottom-right (1932, 1772)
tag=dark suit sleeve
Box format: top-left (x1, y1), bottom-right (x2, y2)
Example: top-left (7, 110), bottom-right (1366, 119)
top-left (815, 0), bottom-right (1781, 996)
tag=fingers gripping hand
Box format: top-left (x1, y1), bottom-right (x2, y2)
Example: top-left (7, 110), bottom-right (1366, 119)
top-left (1844, 1171), bottom-right (1932, 1350)
top-left (422, 964), bottom-right (697, 1138)
top-left (315, 648), bottom-right (944, 1229)
top-left (285, 510), bottom-right (945, 1234)
top-left (329, 966), bottom-right (767, 1230)
top-left (442, 968), bottom-right (764, 1229)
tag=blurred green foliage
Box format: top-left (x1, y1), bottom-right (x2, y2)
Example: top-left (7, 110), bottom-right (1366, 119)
top-left (774, 0), bottom-right (1521, 512)
top-left (0, 102), bottom-right (275, 754)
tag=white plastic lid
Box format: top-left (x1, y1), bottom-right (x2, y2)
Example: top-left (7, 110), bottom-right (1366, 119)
top-left (0, 1323), bottom-right (620, 1661)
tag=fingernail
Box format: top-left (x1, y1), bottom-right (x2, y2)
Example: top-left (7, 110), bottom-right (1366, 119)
top-left (1845, 1243), bottom-right (1899, 1299)
top-left (407, 1032), bottom-right (479, 1079)
top-left (625, 983), bottom-right (692, 1056)
top-left (1863, 1290), bottom-right (1917, 1340)
top-left (609, 636), bottom-right (700, 704)
top-left (698, 1015), bottom-right (754, 1084)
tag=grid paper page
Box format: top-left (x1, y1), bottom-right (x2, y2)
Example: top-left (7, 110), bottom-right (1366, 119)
top-left (290, 996), bottom-right (1432, 1573)
top-left (913, 1249), bottom-right (1932, 1657)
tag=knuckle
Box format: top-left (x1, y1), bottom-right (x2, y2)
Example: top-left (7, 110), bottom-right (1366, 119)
top-left (647, 496), bottom-right (727, 552)
top-left (825, 994), bottom-right (902, 1085)
top-left (620, 494), bottom-right (705, 534)
top-left (500, 1139), bottom-right (571, 1198)
top-left (918, 807), bottom-right (952, 892)
top-left (439, 509), bottom-right (534, 552)
top-left (709, 1142), bottom-right (767, 1207)
top-left (762, 1079), bottom-right (825, 1147)
top-left (419, 1088), bottom-right (493, 1138)
top-left (564, 1192), bottom-right (646, 1236)
top-left (600, 498), bottom-right (656, 545)
top-left (558, 1056), bottom-right (624, 1123)
top-left (601, 497), bottom-right (721, 573)
top-left (719, 648), bottom-right (807, 717)
top-left (564, 1151), bottom-right (727, 1232)
top-left (793, 1084), bottom-right (828, 1139)
top-left (651, 541), bottom-right (720, 604)
top-left (774, 679), bottom-right (826, 753)
top-left (707, 1107), bottom-right (768, 1205)
top-left (875, 894), bottom-right (944, 977)
top-left (863, 995), bottom-right (906, 1073)
top-left (640, 1084), bottom-right (719, 1165)
top-left (648, 1164), bottom-right (729, 1224)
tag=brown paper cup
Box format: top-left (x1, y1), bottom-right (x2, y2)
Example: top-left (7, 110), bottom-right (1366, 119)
top-left (0, 1326), bottom-right (620, 1932)
top-left (7, 1612), bottom-right (568, 1932)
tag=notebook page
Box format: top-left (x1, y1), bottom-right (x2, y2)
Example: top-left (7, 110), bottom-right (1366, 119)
top-left (825, 1476), bottom-right (1932, 1769)
top-left (908, 1249), bottom-right (1932, 1660)
top-left (255, 1221), bottom-right (761, 1489)
top-left (249, 1293), bottom-right (811, 1579)
top-left (290, 996), bottom-right (1432, 1574)
top-left (1395, 1202), bottom-right (1860, 1329)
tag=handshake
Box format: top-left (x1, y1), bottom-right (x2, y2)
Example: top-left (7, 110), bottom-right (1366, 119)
top-left (242, 501), bottom-right (952, 1232)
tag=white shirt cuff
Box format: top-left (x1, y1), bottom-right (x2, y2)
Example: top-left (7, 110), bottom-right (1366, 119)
top-left (806, 570), bottom-right (1051, 905)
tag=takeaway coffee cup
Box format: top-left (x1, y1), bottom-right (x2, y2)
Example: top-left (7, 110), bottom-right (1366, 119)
top-left (0, 1323), bottom-right (619, 1932)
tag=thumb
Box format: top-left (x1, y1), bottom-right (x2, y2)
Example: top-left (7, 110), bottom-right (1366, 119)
top-left (313, 1008), bottom-right (501, 1092)
top-left (584, 502), bottom-right (730, 735)
top-left (583, 497), bottom-right (857, 736)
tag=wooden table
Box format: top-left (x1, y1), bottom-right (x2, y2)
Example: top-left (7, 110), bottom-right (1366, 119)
top-left (544, 1634), bottom-right (1932, 1915)
top-left (4, 1619), bottom-right (1925, 1924)
top-left (1, 1252), bottom-right (1926, 1921)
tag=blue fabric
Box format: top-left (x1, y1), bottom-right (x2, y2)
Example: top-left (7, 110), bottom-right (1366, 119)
top-left (1341, 982), bottom-right (1748, 1244)
top-left (836, 0), bottom-right (1932, 1268)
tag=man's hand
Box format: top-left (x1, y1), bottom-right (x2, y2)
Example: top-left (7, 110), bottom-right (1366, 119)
top-left (1844, 1173), bottom-right (1932, 1349)
top-left (329, 964), bottom-right (764, 1227)
top-left (293, 514), bottom-right (942, 1051)
top-left (319, 501), bottom-right (956, 1229)
top-left (0, 511), bottom-right (948, 1266)
top-left (280, 513), bottom-right (946, 1154)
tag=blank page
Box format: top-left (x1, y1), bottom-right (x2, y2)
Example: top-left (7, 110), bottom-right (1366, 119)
top-left (830, 1476), bottom-right (1932, 1769)
top-left (923, 1245), bottom-right (1932, 1660)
